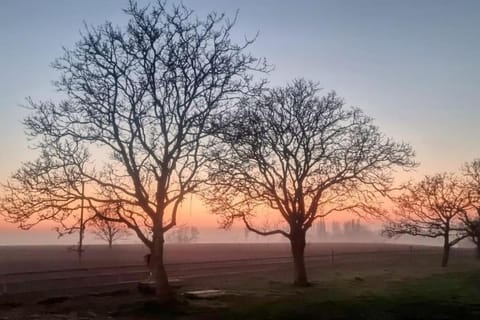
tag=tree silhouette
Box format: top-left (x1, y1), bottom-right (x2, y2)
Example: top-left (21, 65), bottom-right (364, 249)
top-left (383, 173), bottom-right (469, 267)
top-left (2, 148), bottom-right (91, 261)
top-left (1, 1), bottom-right (265, 302)
top-left (459, 159), bottom-right (480, 258)
top-left (206, 79), bottom-right (414, 285)
top-left (89, 204), bottom-right (131, 248)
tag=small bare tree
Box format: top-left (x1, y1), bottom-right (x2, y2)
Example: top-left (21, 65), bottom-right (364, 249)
top-left (459, 159), bottom-right (480, 258)
top-left (90, 205), bottom-right (131, 248)
top-left (383, 173), bottom-right (469, 267)
top-left (207, 79), bottom-right (415, 285)
top-left (462, 217), bottom-right (480, 258)
top-left (1, 1), bottom-right (265, 302)
top-left (1, 147), bottom-right (91, 261)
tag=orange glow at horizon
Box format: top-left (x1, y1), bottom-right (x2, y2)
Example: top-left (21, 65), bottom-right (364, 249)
top-left (0, 193), bottom-right (393, 234)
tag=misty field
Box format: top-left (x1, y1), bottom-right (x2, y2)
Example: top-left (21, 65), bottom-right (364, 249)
top-left (1, 242), bottom-right (480, 319)
top-left (0, 242), bottom-right (430, 273)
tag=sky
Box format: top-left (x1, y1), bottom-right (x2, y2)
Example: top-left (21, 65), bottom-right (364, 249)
top-left (1, 0), bottom-right (480, 244)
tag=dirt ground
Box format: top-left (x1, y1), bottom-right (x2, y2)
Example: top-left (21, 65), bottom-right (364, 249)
top-left (0, 243), bottom-right (478, 319)
top-left (0, 242), bottom-right (421, 273)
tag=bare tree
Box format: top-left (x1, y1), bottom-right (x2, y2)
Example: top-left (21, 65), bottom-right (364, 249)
top-left (1, 146), bottom-right (91, 261)
top-left (383, 173), bottom-right (469, 267)
top-left (89, 204), bottom-right (131, 248)
top-left (459, 159), bottom-right (480, 258)
top-left (0, 1), bottom-right (265, 302)
top-left (206, 79), bottom-right (415, 286)
top-left (462, 217), bottom-right (480, 258)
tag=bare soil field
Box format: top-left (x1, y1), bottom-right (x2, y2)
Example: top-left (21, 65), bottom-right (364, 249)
top-left (0, 243), bottom-right (479, 319)
top-left (0, 242), bottom-right (432, 273)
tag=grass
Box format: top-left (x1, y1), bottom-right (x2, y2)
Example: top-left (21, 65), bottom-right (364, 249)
top-left (218, 271), bottom-right (480, 320)
top-left (3, 250), bottom-right (480, 319)
top-left (112, 270), bottom-right (480, 319)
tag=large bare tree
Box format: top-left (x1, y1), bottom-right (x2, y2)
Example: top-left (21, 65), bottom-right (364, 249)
top-left (206, 79), bottom-right (415, 285)
top-left (383, 173), bottom-right (469, 267)
top-left (1, 1), bottom-right (265, 302)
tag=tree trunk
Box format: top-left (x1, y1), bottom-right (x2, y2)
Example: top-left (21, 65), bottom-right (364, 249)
top-left (108, 239), bottom-right (113, 249)
top-left (441, 235), bottom-right (450, 267)
top-left (152, 228), bottom-right (173, 303)
top-left (290, 229), bottom-right (309, 286)
top-left (474, 233), bottom-right (480, 259)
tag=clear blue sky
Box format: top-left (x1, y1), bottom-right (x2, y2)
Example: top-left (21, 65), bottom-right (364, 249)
top-left (1, 0), bottom-right (480, 180)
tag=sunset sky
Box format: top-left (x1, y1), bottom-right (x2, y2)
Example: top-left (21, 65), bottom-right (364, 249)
top-left (1, 0), bottom-right (480, 244)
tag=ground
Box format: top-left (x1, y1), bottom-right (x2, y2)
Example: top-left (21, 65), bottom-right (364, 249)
top-left (0, 243), bottom-right (479, 319)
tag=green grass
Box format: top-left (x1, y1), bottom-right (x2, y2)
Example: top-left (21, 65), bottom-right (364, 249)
top-left (220, 271), bottom-right (480, 320)
top-left (105, 270), bottom-right (480, 319)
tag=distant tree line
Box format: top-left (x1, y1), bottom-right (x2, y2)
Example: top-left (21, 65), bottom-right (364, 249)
top-left (166, 225), bottom-right (199, 244)
top-left (316, 219), bottom-right (375, 240)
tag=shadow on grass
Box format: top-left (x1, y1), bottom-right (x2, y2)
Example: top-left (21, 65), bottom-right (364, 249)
top-left (226, 297), bottom-right (480, 320)
top-left (113, 299), bottom-right (186, 319)
top-left (113, 297), bottom-right (223, 320)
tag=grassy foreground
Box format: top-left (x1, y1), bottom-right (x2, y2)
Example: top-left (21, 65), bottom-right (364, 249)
top-left (217, 271), bottom-right (480, 320)
top-left (3, 264), bottom-right (480, 319)
top-left (115, 269), bottom-right (480, 319)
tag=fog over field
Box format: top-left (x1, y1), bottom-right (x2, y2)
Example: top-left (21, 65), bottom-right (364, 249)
top-left (0, 242), bottom-right (443, 274)
top-left (0, 225), bottom-right (454, 247)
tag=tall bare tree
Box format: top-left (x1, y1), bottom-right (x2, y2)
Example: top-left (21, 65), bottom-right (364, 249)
top-left (0, 1), bottom-right (265, 302)
top-left (206, 79), bottom-right (415, 285)
top-left (89, 204), bottom-right (131, 248)
top-left (383, 173), bottom-right (469, 267)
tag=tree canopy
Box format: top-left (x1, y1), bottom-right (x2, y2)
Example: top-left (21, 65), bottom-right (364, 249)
top-left (383, 173), bottom-right (469, 266)
top-left (1, 0), bottom-right (266, 302)
top-left (206, 79), bottom-right (415, 284)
